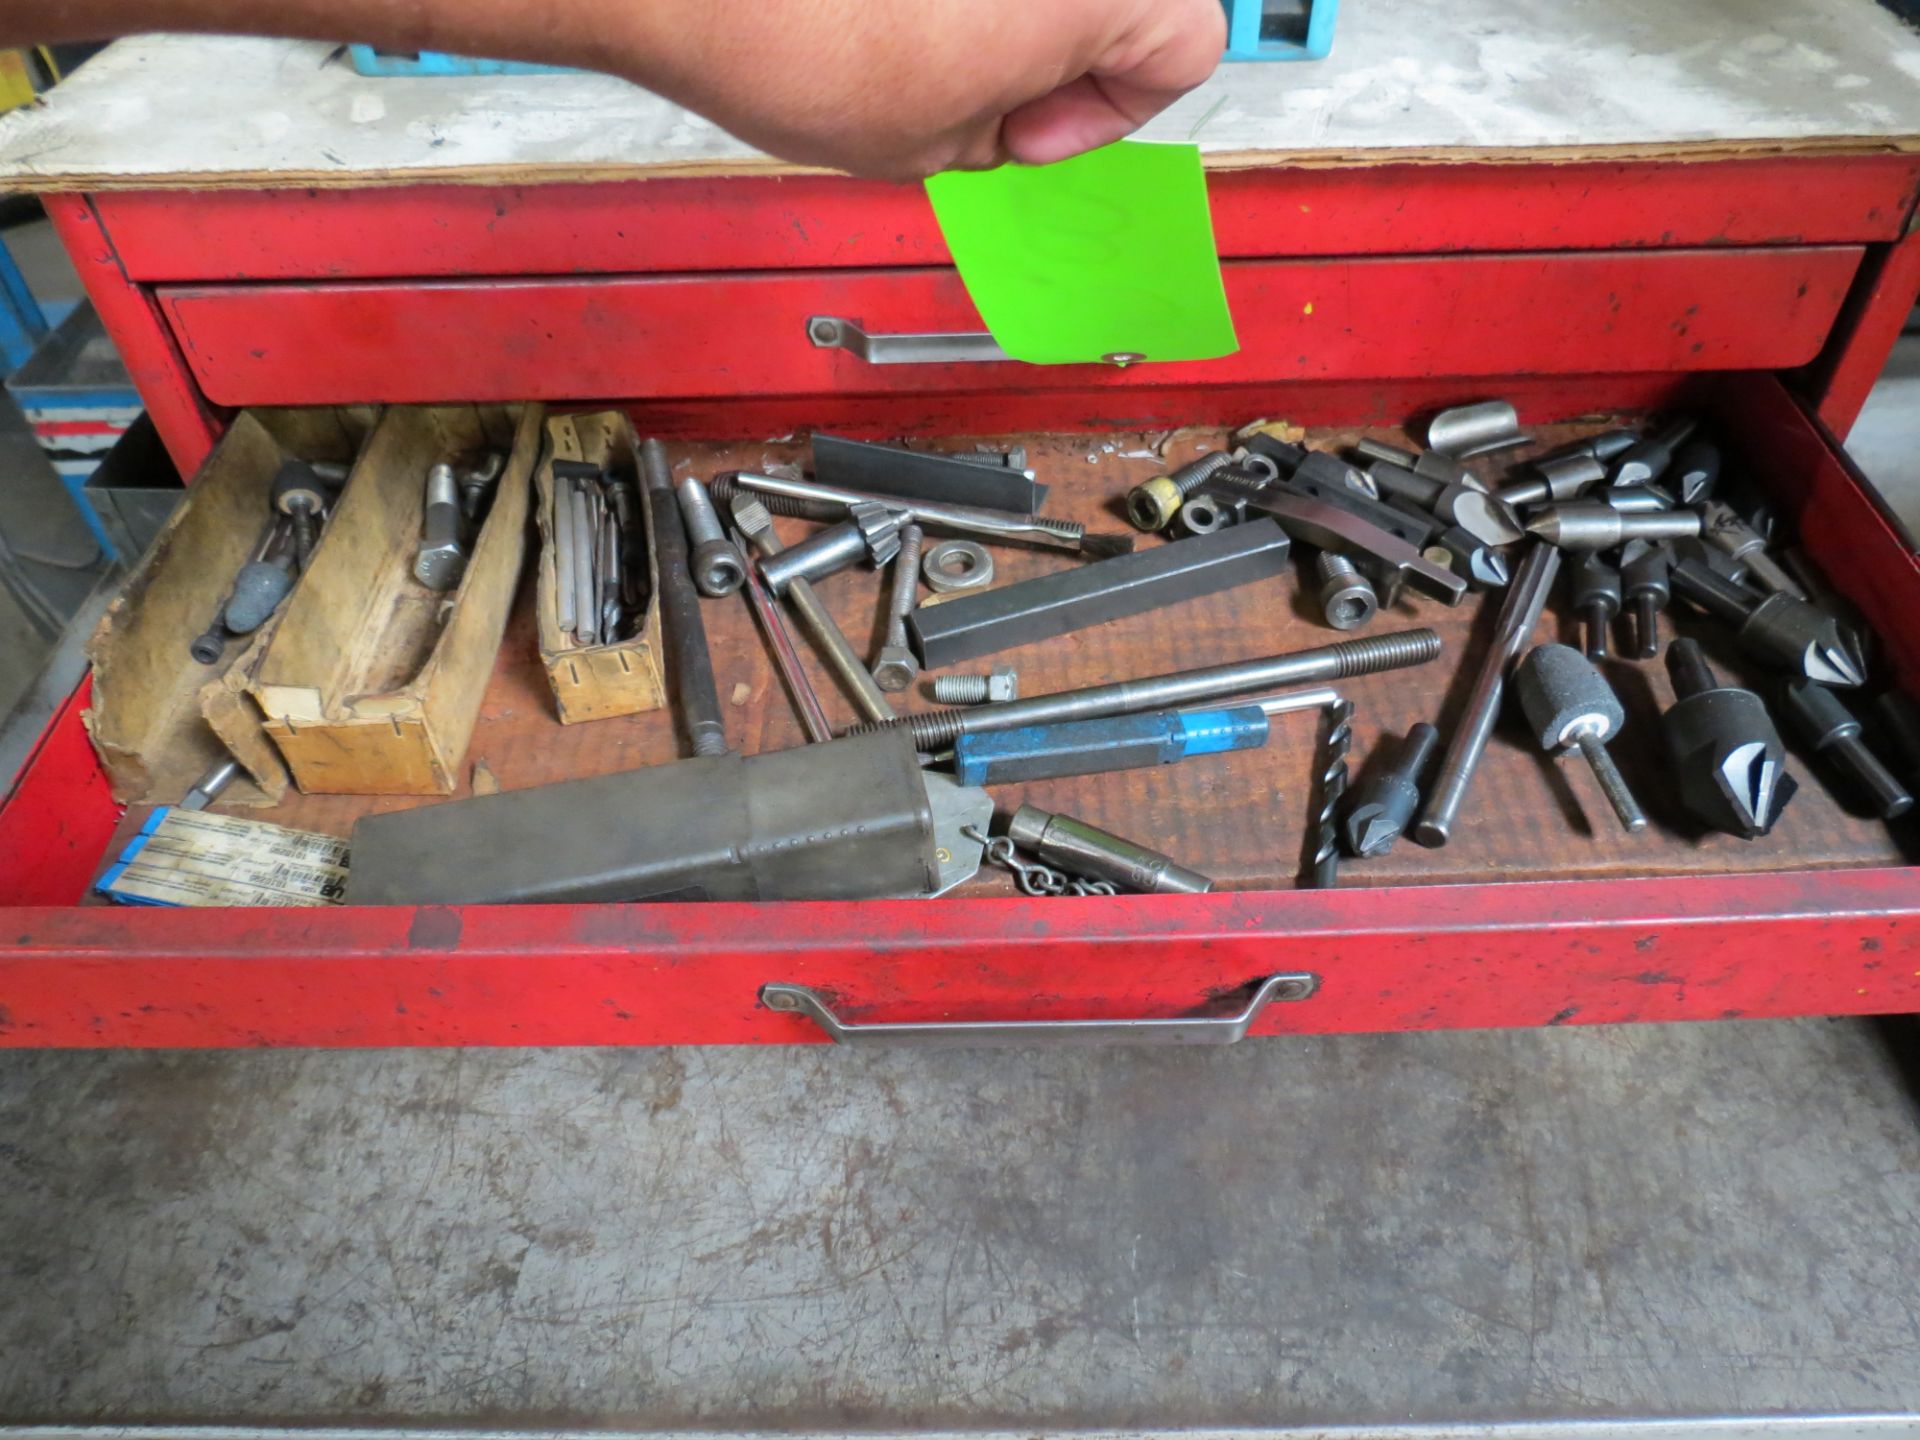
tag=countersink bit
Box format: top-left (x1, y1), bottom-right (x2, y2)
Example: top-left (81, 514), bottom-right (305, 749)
top-left (1700, 501), bottom-right (1805, 600)
top-left (1602, 484), bottom-right (1677, 513)
top-left (1342, 722), bottom-right (1439, 858)
top-left (1514, 643), bottom-right (1647, 834)
top-left (1525, 504), bottom-right (1701, 551)
top-left (1570, 552), bottom-right (1621, 661)
top-left (1432, 527), bottom-right (1510, 589)
top-left (1779, 678), bottom-right (1912, 821)
top-left (1660, 638), bottom-right (1796, 838)
top-left (1670, 442), bottom-right (1721, 507)
top-left (1608, 419), bottom-right (1696, 487)
top-left (1306, 697), bottom-right (1354, 888)
top-left (1669, 557), bottom-right (1866, 688)
top-left (1619, 542), bottom-right (1671, 660)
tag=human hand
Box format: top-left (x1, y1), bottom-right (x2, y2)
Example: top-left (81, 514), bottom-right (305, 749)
top-left (617, 0), bottom-right (1226, 177)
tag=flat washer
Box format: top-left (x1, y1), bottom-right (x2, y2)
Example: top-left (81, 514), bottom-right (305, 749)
top-left (923, 539), bottom-right (995, 593)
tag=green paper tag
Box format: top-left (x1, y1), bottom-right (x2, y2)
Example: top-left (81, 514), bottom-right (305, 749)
top-left (924, 140), bottom-right (1239, 367)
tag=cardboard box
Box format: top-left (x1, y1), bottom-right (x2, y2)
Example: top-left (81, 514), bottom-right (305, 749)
top-left (82, 407), bottom-right (374, 806)
top-left (250, 404), bottom-right (540, 795)
top-left (533, 411), bottom-right (665, 724)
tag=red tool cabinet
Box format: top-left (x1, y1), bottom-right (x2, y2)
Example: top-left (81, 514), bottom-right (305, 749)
top-left (4, 151), bottom-right (1920, 1048)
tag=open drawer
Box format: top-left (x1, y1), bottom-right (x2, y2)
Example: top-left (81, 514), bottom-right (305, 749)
top-left (1, 371), bottom-right (1917, 1048)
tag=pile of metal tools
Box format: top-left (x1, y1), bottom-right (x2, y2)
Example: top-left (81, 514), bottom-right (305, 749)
top-left (346, 410), bottom-right (1920, 908)
top-left (547, 453), bottom-right (650, 645)
top-left (189, 457), bottom-right (347, 665)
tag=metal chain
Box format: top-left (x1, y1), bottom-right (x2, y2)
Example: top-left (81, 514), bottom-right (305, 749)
top-left (963, 827), bottom-right (1119, 897)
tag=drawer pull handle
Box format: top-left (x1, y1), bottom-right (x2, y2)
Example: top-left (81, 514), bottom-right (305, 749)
top-left (760, 972), bottom-right (1319, 1047)
top-left (808, 315), bottom-right (1010, 366)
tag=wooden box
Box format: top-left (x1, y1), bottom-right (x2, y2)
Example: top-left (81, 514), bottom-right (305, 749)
top-left (81, 407), bottom-right (373, 807)
top-left (249, 403), bottom-right (540, 795)
top-left (533, 411), bottom-right (665, 723)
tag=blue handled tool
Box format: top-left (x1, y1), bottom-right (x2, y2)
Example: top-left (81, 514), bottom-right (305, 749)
top-left (952, 688), bottom-right (1335, 786)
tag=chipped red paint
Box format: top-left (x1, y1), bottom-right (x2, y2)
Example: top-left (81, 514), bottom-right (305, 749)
top-left (41, 196), bottom-right (225, 475)
top-left (0, 870), bottom-right (1917, 1047)
top-left (1806, 228), bottom-right (1920, 439)
top-left (86, 155), bottom-right (1920, 282)
top-left (0, 678), bottom-right (121, 911)
top-left (157, 247), bottom-right (1861, 408)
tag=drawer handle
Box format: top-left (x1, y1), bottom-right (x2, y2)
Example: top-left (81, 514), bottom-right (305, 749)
top-left (808, 314), bottom-right (1010, 365)
top-left (760, 972), bottom-right (1319, 1047)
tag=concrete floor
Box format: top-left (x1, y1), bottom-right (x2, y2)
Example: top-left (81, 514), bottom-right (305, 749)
top-left (3, 1018), bottom-right (1920, 1425)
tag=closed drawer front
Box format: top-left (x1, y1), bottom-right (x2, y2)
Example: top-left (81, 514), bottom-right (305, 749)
top-left (159, 246), bottom-right (1863, 407)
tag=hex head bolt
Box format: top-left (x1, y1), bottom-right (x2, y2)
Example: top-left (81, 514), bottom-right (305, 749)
top-left (1315, 552), bottom-right (1378, 630)
top-left (1618, 542), bottom-right (1671, 660)
top-left (270, 461), bottom-right (328, 572)
top-left (1669, 556), bottom-right (1866, 688)
top-left (414, 462), bottom-right (469, 591)
top-left (1525, 504), bottom-right (1701, 551)
top-left (675, 477), bottom-right (747, 597)
top-left (1570, 552), bottom-right (1622, 661)
top-left (1342, 722), bottom-right (1440, 858)
top-left (1514, 644), bottom-right (1648, 834)
top-left (1659, 638), bottom-right (1797, 839)
top-left (1128, 450), bottom-right (1234, 532)
top-left (1779, 678), bottom-right (1913, 821)
top-left (870, 523), bottom-right (924, 693)
top-left (931, 665), bottom-right (1018, 705)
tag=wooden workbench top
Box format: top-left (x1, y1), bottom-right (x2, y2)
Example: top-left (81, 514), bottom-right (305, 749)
top-left (6, 0), bottom-right (1920, 190)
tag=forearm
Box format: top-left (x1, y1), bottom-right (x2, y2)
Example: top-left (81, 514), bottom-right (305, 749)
top-left (28, 0), bottom-right (653, 77)
top-left (12, 0), bottom-right (1223, 178)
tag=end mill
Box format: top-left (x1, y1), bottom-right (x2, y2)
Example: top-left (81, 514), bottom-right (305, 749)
top-left (1779, 678), bottom-right (1912, 821)
top-left (1660, 638), bottom-right (1796, 838)
top-left (1514, 643), bottom-right (1647, 834)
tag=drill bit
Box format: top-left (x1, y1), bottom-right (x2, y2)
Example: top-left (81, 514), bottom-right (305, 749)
top-left (1660, 638), bottom-right (1796, 838)
top-left (1307, 697), bottom-right (1355, 887)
